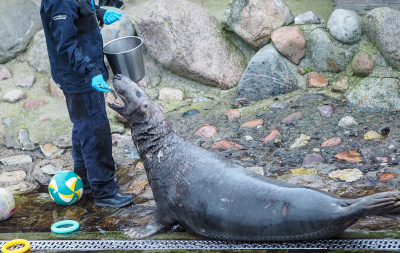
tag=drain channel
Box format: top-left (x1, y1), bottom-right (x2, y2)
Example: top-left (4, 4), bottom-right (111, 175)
top-left (1, 239), bottom-right (400, 251)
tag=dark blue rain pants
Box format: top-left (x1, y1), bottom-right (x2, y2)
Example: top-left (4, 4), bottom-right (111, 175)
top-left (64, 90), bottom-right (118, 199)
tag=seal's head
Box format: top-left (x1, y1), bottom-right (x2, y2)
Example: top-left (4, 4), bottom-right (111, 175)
top-left (108, 74), bottom-right (165, 127)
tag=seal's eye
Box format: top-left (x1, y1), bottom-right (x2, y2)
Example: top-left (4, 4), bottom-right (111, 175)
top-left (135, 90), bottom-right (141, 98)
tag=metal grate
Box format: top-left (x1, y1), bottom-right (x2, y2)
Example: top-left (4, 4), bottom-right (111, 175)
top-left (1, 239), bottom-right (400, 251)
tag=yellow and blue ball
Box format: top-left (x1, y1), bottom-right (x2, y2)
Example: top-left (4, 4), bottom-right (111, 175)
top-left (48, 171), bottom-right (84, 205)
top-left (0, 188), bottom-right (15, 221)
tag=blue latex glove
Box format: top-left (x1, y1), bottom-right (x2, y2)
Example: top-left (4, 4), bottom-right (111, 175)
top-left (92, 74), bottom-right (110, 93)
top-left (103, 10), bottom-right (122, 25)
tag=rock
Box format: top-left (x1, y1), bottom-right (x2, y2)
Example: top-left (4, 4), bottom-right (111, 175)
top-left (125, 148), bottom-right (140, 159)
top-left (307, 72), bottom-right (328, 88)
top-left (338, 116), bottom-right (358, 127)
top-left (321, 137), bottom-right (342, 147)
top-left (137, 0), bottom-right (245, 89)
top-left (0, 69), bottom-right (12, 80)
top-left (18, 129), bottom-right (35, 150)
top-left (135, 162), bottom-right (145, 171)
top-left (290, 168), bottom-right (317, 175)
top-left (193, 97), bottom-right (212, 103)
top-left (244, 135), bottom-right (254, 141)
top-left (271, 26), bottom-right (306, 64)
top-left (334, 150), bottom-right (362, 163)
top-left (40, 143), bottom-right (64, 159)
top-left (306, 28), bottom-right (357, 72)
top-left (111, 133), bottom-right (121, 144)
top-left (49, 79), bottom-right (65, 100)
top-left (289, 133), bottom-right (311, 150)
top-left (0, 171), bottom-right (26, 183)
top-left (158, 87), bottom-right (184, 101)
top-left (331, 76), bottom-right (349, 93)
top-left (222, 0), bottom-right (293, 49)
top-left (327, 9), bottom-right (363, 44)
top-left (261, 130), bottom-right (281, 142)
top-left (328, 169), bottom-right (363, 182)
top-left (101, 9), bottom-right (135, 44)
top-left (231, 45), bottom-right (296, 108)
top-left (240, 119), bottom-right (263, 128)
top-left (364, 130), bottom-right (384, 141)
top-left (302, 153), bottom-right (325, 166)
top-left (246, 167), bottom-right (264, 176)
top-left (194, 124), bottom-right (218, 138)
top-left (294, 11), bottom-right (324, 25)
top-left (318, 105), bottom-right (334, 118)
top-left (0, 0), bottom-right (43, 63)
top-left (6, 181), bottom-right (37, 193)
top-left (346, 78), bottom-right (400, 111)
top-left (364, 8), bottom-right (400, 70)
top-left (281, 111), bottom-right (302, 124)
top-left (270, 101), bottom-right (289, 109)
top-left (297, 67), bottom-right (307, 75)
top-left (23, 99), bottom-right (47, 109)
top-left (379, 173), bottom-right (396, 183)
top-left (182, 109), bottom-right (200, 118)
top-left (224, 109), bottom-right (240, 120)
top-left (16, 76), bottom-right (35, 89)
top-left (27, 30), bottom-right (50, 74)
top-left (0, 155), bottom-right (32, 165)
top-left (126, 180), bottom-right (148, 195)
top-left (40, 164), bottom-right (62, 176)
top-left (2, 89), bottom-right (26, 103)
top-left (299, 94), bottom-right (326, 101)
top-left (211, 140), bottom-right (245, 150)
top-left (351, 52), bottom-right (375, 77)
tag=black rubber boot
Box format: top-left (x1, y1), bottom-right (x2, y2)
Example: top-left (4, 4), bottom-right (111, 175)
top-left (95, 193), bottom-right (134, 208)
top-left (82, 180), bottom-right (92, 194)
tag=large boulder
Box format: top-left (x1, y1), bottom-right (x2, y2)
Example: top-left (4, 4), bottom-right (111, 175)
top-left (364, 7), bottom-right (400, 70)
top-left (231, 45), bottom-right (296, 108)
top-left (271, 26), bottom-right (306, 65)
top-left (346, 78), bottom-right (400, 111)
top-left (222, 0), bottom-right (294, 50)
top-left (27, 30), bottom-right (50, 74)
top-left (0, 0), bottom-right (43, 63)
top-left (137, 0), bottom-right (245, 90)
top-left (306, 28), bottom-right (357, 72)
top-left (327, 9), bottom-right (363, 45)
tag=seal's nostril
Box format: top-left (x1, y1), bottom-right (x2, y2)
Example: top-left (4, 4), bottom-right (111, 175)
top-left (114, 74), bottom-right (122, 80)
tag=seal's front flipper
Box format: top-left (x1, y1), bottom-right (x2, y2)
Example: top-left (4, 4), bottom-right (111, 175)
top-left (124, 212), bottom-right (174, 239)
top-left (125, 224), bottom-right (162, 239)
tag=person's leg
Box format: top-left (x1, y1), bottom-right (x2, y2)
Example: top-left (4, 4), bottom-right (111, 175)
top-left (71, 125), bottom-right (91, 193)
top-left (64, 90), bottom-right (133, 207)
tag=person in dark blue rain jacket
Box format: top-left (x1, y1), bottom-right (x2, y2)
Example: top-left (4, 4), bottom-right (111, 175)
top-left (40, 0), bottom-right (134, 208)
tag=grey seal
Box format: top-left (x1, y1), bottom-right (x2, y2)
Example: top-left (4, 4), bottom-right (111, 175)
top-left (109, 74), bottom-right (400, 241)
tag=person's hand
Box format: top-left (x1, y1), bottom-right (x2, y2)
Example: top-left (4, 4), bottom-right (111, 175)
top-left (104, 10), bottom-right (122, 25)
top-left (92, 75), bottom-right (110, 93)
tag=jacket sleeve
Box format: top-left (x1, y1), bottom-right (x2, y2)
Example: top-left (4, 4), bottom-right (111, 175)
top-left (48, 0), bottom-right (101, 79)
top-left (95, 5), bottom-right (107, 27)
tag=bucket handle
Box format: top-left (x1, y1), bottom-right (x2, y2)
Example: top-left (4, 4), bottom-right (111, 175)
top-left (123, 14), bottom-right (146, 41)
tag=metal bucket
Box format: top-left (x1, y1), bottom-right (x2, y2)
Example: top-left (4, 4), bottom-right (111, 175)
top-left (103, 36), bottom-right (145, 82)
